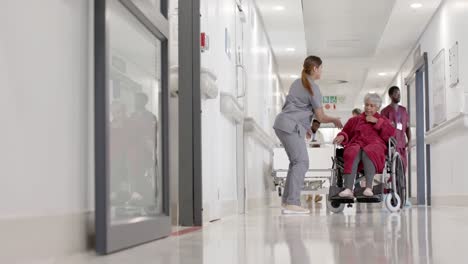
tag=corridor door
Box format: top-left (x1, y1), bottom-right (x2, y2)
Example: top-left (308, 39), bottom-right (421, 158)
top-left (235, 0), bottom-right (247, 214)
top-left (405, 53), bottom-right (431, 206)
top-left (95, 0), bottom-right (171, 254)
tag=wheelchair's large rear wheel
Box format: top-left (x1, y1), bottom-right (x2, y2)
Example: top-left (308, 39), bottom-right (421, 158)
top-left (394, 154), bottom-right (406, 209)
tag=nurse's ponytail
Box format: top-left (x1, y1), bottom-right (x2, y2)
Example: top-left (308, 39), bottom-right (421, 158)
top-left (301, 56), bottom-right (322, 95)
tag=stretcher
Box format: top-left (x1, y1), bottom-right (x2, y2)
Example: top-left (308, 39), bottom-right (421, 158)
top-left (272, 145), bottom-right (335, 197)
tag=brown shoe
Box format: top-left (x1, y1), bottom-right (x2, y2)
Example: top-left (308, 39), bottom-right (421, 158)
top-left (314, 195), bottom-right (323, 203)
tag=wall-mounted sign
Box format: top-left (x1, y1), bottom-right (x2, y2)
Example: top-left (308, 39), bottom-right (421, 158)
top-left (225, 28), bottom-right (231, 60)
top-left (449, 41), bottom-right (459, 88)
top-left (324, 103), bottom-right (336, 110)
top-left (431, 48), bottom-right (447, 127)
top-left (337, 96), bottom-right (346, 104)
top-left (323, 96), bottom-right (337, 104)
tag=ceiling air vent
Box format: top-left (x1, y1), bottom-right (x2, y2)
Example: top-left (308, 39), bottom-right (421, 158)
top-left (319, 79), bottom-right (349, 85)
top-left (326, 39), bottom-right (361, 48)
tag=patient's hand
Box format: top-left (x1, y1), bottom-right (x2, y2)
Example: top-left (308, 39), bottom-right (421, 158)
top-left (333, 135), bottom-right (345, 144)
top-left (366, 116), bottom-right (378, 123)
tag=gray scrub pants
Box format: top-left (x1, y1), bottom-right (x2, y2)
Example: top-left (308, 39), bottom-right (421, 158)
top-left (275, 128), bottom-right (309, 206)
top-left (344, 150), bottom-right (375, 190)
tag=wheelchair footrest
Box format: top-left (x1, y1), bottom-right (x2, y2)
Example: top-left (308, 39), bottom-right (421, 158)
top-left (329, 196), bottom-right (355, 203)
top-left (356, 195), bottom-right (382, 203)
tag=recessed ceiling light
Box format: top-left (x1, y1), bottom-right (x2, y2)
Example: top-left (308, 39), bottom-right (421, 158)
top-left (290, 74), bottom-right (299, 78)
top-left (285, 47), bottom-right (296, 52)
top-left (370, 90), bottom-right (376, 93)
top-left (273, 6), bottom-right (285, 11)
top-left (410, 3), bottom-right (423, 9)
top-left (378, 72), bottom-right (387, 76)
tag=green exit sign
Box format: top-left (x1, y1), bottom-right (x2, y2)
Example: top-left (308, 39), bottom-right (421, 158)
top-left (323, 96), bottom-right (337, 103)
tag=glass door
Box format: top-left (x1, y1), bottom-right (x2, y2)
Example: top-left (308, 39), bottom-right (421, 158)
top-left (95, 0), bottom-right (170, 254)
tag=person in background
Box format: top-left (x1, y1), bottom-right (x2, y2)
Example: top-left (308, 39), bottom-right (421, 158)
top-left (305, 119), bottom-right (325, 203)
top-left (352, 108), bottom-right (362, 117)
top-left (306, 119), bottom-right (324, 148)
top-left (380, 86), bottom-right (411, 171)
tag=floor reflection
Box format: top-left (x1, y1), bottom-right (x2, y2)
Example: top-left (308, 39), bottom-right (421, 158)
top-left (265, 202), bottom-right (433, 264)
top-left (38, 204), bottom-right (450, 264)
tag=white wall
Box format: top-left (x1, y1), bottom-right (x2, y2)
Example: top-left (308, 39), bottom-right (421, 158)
top-left (0, 0), bottom-right (92, 261)
top-left (0, 0), bottom-right (182, 260)
top-left (200, 0), bottom-right (281, 219)
top-left (392, 0), bottom-right (468, 203)
top-left (243, 2), bottom-right (282, 203)
top-left (0, 0), bottom-right (90, 219)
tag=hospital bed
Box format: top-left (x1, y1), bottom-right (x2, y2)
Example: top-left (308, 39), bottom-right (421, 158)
top-left (272, 145), bottom-right (335, 197)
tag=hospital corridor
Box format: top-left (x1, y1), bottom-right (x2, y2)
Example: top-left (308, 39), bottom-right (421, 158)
top-left (1, 0), bottom-right (468, 263)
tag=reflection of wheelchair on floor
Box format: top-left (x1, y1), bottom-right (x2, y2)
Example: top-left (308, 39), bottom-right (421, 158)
top-left (327, 137), bottom-right (406, 213)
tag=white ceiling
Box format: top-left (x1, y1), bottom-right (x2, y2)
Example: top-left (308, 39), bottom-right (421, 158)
top-left (254, 0), bottom-right (307, 91)
top-left (255, 0), bottom-right (442, 121)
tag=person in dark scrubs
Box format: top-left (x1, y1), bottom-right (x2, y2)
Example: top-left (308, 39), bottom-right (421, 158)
top-left (273, 56), bottom-right (343, 214)
top-left (381, 86), bottom-right (411, 171)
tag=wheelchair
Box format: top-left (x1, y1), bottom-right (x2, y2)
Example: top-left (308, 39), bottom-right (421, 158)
top-left (326, 137), bottom-right (406, 213)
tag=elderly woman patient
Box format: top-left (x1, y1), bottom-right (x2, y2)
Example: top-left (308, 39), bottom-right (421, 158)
top-left (333, 93), bottom-right (396, 197)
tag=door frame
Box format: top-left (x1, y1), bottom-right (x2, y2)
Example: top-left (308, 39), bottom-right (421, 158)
top-left (404, 52), bottom-right (432, 205)
top-left (94, 0), bottom-right (171, 254)
top-left (178, 0), bottom-right (203, 226)
top-left (235, 1), bottom-right (247, 214)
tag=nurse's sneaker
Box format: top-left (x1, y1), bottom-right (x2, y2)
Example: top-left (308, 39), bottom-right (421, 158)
top-left (282, 205), bottom-right (310, 214)
top-left (338, 188), bottom-right (354, 198)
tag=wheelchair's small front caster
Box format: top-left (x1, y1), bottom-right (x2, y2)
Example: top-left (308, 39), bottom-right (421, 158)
top-left (347, 203), bottom-right (353, 208)
top-left (326, 198), bottom-right (345, 213)
top-left (277, 187), bottom-right (282, 197)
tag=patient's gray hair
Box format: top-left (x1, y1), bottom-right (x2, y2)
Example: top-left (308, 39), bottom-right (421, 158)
top-left (364, 93), bottom-right (382, 109)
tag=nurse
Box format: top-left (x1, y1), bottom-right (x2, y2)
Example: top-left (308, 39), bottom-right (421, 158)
top-left (274, 56), bottom-right (343, 214)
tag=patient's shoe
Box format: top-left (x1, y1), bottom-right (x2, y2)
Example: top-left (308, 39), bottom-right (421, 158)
top-left (282, 204), bottom-right (310, 214)
top-left (363, 188), bottom-right (374, 197)
top-left (338, 188), bottom-right (354, 198)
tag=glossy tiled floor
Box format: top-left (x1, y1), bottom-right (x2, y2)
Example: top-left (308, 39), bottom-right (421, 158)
top-left (39, 203), bottom-right (468, 263)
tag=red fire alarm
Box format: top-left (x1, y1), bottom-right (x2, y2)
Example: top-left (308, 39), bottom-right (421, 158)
top-left (201, 32), bottom-right (209, 52)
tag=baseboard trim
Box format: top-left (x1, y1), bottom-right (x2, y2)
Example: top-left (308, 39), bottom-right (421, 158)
top-left (431, 195), bottom-right (468, 207)
top-left (221, 200), bottom-right (238, 218)
top-left (0, 211), bottom-right (93, 262)
top-left (247, 197), bottom-right (270, 210)
top-left (202, 199), bottom-right (238, 224)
